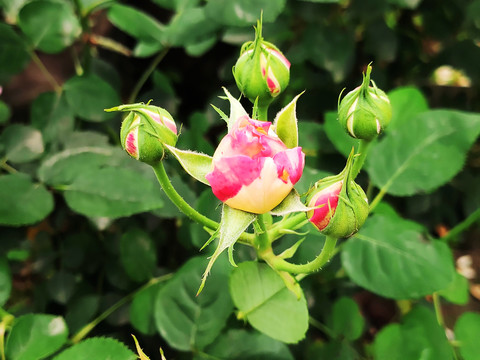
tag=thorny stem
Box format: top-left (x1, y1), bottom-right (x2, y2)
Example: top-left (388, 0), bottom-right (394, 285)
top-left (128, 48), bottom-right (169, 103)
top-left (71, 274), bottom-right (172, 344)
top-left (351, 139), bottom-right (373, 180)
top-left (152, 162), bottom-right (254, 244)
top-left (261, 236), bottom-right (338, 274)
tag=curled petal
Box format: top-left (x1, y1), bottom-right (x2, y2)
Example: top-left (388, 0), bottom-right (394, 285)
top-left (308, 181), bottom-right (343, 230)
top-left (273, 147), bottom-right (305, 184)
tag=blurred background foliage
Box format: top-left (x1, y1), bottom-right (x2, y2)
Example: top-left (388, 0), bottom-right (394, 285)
top-left (0, 0), bottom-right (480, 359)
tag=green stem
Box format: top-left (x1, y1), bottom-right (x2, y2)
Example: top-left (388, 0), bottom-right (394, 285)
top-left (263, 236), bottom-right (338, 274)
top-left (309, 316), bottom-right (335, 338)
top-left (432, 292), bottom-right (445, 328)
top-left (257, 105), bottom-right (269, 121)
top-left (152, 162), bottom-right (218, 230)
top-left (351, 139), bottom-right (372, 179)
top-left (270, 213), bottom-right (308, 241)
top-left (128, 48), bottom-right (169, 103)
top-left (71, 274), bottom-right (172, 344)
top-left (441, 207), bottom-right (480, 243)
top-left (0, 159), bottom-right (17, 174)
top-left (30, 51), bottom-right (62, 94)
top-left (369, 187), bottom-right (387, 212)
top-left (255, 214), bottom-right (271, 252)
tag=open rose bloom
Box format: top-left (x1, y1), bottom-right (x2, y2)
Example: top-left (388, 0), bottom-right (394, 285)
top-left (206, 115), bottom-right (305, 214)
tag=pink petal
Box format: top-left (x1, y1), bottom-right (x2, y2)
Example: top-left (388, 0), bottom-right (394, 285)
top-left (308, 181), bottom-right (343, 230)
top-left (125, 131), bottom-right (139, 159)
top-left (206, 155), bottom-right (264, 202)
top-left (267, 48), bottom-right (291, 70)
top-left (273, 147), bottom-right (305, 184)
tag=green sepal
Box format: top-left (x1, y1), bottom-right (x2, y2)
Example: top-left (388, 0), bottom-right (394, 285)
top-left (165, 144), bottom-right (212, 185)
top-left (278, 238), bottom-right (305, 259)
top-left (270, 189), bottom-right (316, 216)
top-left (221, 87), bottom-right (248, 133)
top-left (132, 335), bottom-right (150, 360)
top-left (197, 205), bottom-right (255, 295)
top-left (273, 91), bottom-right (304, 148)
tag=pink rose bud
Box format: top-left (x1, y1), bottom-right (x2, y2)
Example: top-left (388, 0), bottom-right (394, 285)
top-left (206, 115), bottom-right (305, 214)
top-left (106, 103), bottom-right (178, 165)
top-left (233, 20), bottom-right (290, 107)
top-left (306, 153), bottom-right (369, 238)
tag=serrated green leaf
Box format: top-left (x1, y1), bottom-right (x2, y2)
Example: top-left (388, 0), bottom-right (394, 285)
top-left (37, 147), bottom-right (114, 185)
top-left (324, 111), bottom-right (359, 157)
top-left (0, 23), bottom-right (31, 83)
top-left (342, 214), bottom-right (456, 299)
top-left (155, 256), bottom-right (233, 351)
top-left (31, 92), bottom-right (75, 145)
top-left (366, 110), bottom-right (480, 196)
top-left (455, 312), bottom-right (480, 360)
top-left (438, 271), bottom-right (469, 305)
top-left (198, 205), bottom-right (255, 294)
top-left (201, 329), bottom-right (294, 360)
top-left (64, 75), bottom-right (120, 122)
top-left (386, 86), bottom-right (428, 133)
top-left (0, 173), bottom-right (54, 226)
top-left (373, 306), bottom-right (451, 360)
top-left (165, 145), bottom-right (212, 185)
top-left (229, 261), bottom-right (308, 343)
top-left (329, 297), bottom-right (365, 340)
top-left (204, 0), bottom-right (286, 26)
top-left (273, 92), bottom-right (303, 148)
top-left (1, 124), bottom-right (44, 163)
top-left (53, 337), bottom-right (136, 360)
top-left (6, 314), bottom-right (68, 360)
top-left (108, 4), bottom-right (164, 44)
top-left (18, 0), bottom-right (81, 53)
top-left (63, 167), bottom-right (163, 218)
top-left (120, 227), bottom-right (157, 282)
top-left (0, 257), bottom-right (12, 307)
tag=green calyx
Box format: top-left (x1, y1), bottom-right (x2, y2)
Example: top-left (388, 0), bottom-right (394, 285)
top-left (307, 151), bottom-right (369, 238)
top-left (107, 102), bottom-right (178, 165)
top-left (338, 64), bottom-right (392, 141)
top-left (233, 19), bottom-right (290, 107)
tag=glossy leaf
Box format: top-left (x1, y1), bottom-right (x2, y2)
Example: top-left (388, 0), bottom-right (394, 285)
top-left (6, 314), bottom-right (68, 360)
top-left (64, 75), bottom-right (120, 122)
top-left (1, 124), bottom-right (44, 163)
top-left (373, 306), bottom-right (451, 360)
top-left (324, 110), bottom-right (359, 157)
top-left (330, 297), bottom-right (365, 340)
top-left (386, 86), bottom-right (428, 133)
top-left (0, 23), bottom-right (30, 83)
top-left (438, 271), bottom-right (469, 305)
top-left (53, 337), bottom-right (136, 360)
top-left (63, 167), bottom-right (163, 218)
top-left (31, 92), bottom-right (75, 145)
top-left (367, 110), bottom-right (480, 196)
top-left (0, 173), bottom-right (54, 226)
top-left (200, 329), bottom-right (294, 360)
top-left (130, 283), bottom-right (163, 335)
top-left (154, 256), bottom-right (233, 351)
top-left (204, 0), bottom-right (286, 26)
top-left (342, 214), bottom-right (456, 299)
top-left (108, 4), bottom-right (164, 44)
top-left (120, 227), bottom-right (157, 282)
top-left (455, 312), bottom-right (480, 360)
top-left (229, 261), bottom-right (309, 343)
top-left (18, 0), bottom-right (81, 53)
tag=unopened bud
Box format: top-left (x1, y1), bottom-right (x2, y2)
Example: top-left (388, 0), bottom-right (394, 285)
top-left (338, 64), bottom-right (392, 141)
top-left (306, 152), bottom-right (369, 238)
top-left (106, 103), bottom-right (178, 165)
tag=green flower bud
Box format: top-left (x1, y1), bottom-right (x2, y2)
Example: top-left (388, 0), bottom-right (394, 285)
top-left (306, 152), bottom-right (369, 238)
top-left (106, 103), bottom-right (178, 165)
top-left (233, 20), bottom-right (290, 107)
top-left (338, 64), bottom-right (392, 141)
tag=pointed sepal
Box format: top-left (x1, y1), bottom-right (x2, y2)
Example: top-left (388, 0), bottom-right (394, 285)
top-left (165, 145), bottom-right (212, 185)
top-left (197, 205), bottom-right (255, 295)
top-left (273, 91), bottom-right (304, 148)
top-left (221, 87), bottom-right (248, 133)
top-left (270, 189), bottom-right (316, 216)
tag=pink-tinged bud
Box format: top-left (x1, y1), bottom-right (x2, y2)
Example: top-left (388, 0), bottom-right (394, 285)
top-left (233, 20), bottom-right (290, 107)
top-left (306, 153), bottom-right (369, 238)
top-left (206, 115), bottom-right (305, 214)
top-left (106, 102), bottom-right (178, 165)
